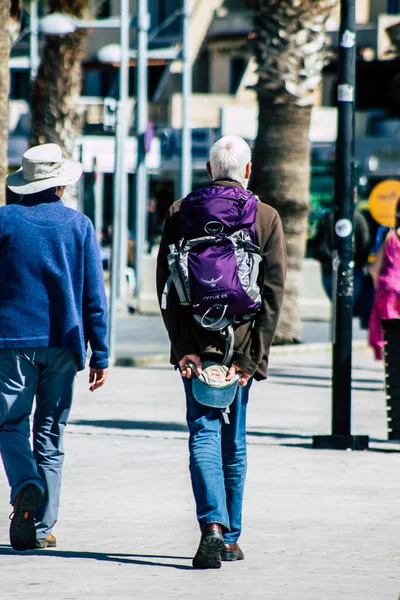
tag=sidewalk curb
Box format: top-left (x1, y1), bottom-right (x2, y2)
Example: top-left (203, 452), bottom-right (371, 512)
top-left (114, 340), bottom-right (369, 367)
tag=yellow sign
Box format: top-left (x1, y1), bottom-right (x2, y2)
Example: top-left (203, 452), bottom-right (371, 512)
top-left (368, 179), bottom-right (400, 227)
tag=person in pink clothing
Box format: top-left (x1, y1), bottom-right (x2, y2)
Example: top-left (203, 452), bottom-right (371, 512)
top-left (368, 201), bottom-right (400, 360)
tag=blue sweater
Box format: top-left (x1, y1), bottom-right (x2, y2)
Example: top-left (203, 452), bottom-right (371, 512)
top-left (0, 191), bottom-right (109, 370)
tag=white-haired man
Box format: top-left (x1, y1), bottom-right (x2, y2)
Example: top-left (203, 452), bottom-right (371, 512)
top-left (157, 135), bottom-right (286, 569)
top-left (0, 143), bottom-right (108, 551)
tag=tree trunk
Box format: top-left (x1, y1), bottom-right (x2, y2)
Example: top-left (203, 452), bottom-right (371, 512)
top-left (248, 0), bottom-right (337, 343)
top-left (30, 30), bottom-right (87, 157)
top-left (251, 104), bottom-right (311, 343)
top-left (30, 0), bottom-right (92, 208)
top-left (0, 0), bottom-right (11, 206)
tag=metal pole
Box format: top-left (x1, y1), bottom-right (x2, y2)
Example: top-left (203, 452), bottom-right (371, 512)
top-left (94, 166), bottom-right (104, 237)
top-left (117, 0), bottom-right (130, 299)
top-left (332, 0), bottom-right (356, 438)
top-left (134, 0), bottom-right (149, 300)
top-left (180, 0), bottom-right (192, 198)
top-left (30, 0), bottom-right (39, 80)
top-left (313, 0), bottom-right (368, 451)
top-left (109, 0), bottom-right (130, 363)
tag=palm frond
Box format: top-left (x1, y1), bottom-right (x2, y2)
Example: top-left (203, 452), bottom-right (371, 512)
top-left (249, 0), bottom-right (338, 106)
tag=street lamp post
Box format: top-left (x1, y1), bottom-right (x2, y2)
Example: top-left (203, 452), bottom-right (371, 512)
top-left (107, 0), bottom-right (130, 364)
top-left (29, 0), bottom-right (39, 80)
top-left (134, 0), bottom-right (150, 300)
top-left (181, 0), bottom-right (192, 198)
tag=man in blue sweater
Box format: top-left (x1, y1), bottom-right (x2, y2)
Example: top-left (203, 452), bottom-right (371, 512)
top-left (0, 143), bottom-right (109, 551)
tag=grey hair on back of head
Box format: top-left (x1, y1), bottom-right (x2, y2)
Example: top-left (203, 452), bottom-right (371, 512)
top-left (209, 135), bottom-right (251, 183)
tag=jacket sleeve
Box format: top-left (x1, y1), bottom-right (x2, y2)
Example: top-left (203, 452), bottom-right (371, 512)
top-left (156, 208), bottom-right (200, 362)
top-left (233, 211), bottom-right (287, 376)
top-left (83, 220), bottom-right (109, 369)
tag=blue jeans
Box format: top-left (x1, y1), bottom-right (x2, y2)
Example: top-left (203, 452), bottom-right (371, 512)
top-left (183, 377), bottom-right (252, 544)
top-left (0, 348), bottom-right (77, 538)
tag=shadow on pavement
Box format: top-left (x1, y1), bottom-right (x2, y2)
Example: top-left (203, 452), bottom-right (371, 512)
top-left (247, 431), bottom-right (311, 440)
top-left (70, 419), bottom-right (317, 448)
top-left (368, 439), bottom-right (400, 453)
top-left (70, 419), bottom-right (188, 432)
top-left (273, 363), bottom-right (382, 374)
top-left (249, 432), bottom-right (400, 452)
top-left (269, 377), bottom-right (382, 392)
top-left (270, 370), bottom-right (383, 385)
top-left (0, 546), bottom-right (192, 569)
top-left (69, 420), bottom-right (400, 452)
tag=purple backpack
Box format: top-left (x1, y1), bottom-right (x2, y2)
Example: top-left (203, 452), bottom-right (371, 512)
top-left (162, 186), bottom-right (262, 362)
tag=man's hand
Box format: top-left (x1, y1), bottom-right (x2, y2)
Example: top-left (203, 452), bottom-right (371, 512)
top-left (89, 368), bottom-right (108, 392)
top-left (226, 364), bottom-right (251, 387)
top-left (179, 354), bottom-right (203, 379)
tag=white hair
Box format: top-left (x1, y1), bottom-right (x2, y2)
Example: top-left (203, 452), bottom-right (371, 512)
top-left (209, 135), bottom-right (251, 184)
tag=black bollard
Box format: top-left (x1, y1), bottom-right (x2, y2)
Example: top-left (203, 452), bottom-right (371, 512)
top-left (382, 319), bottom-right (400, 440)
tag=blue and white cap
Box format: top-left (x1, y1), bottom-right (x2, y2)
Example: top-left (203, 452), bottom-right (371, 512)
top-left (192, 361), bottom-right (239, 409)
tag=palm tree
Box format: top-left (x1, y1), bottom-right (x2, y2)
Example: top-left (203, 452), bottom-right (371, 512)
top-left (247, 0), bottom-right (337, 343)
top-left (0, 0), bottom-right (21, 206)
top-left (30, 0), bottom-right (101, 206)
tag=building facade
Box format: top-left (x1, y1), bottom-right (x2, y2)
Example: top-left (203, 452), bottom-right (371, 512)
top-left (8, 0), bottom-right (400, 231)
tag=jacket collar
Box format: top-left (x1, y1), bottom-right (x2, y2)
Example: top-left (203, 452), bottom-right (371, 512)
top-left (211, 179), bottom-right (246, 190)
top-left (19, 190), bottom-right (62, 206)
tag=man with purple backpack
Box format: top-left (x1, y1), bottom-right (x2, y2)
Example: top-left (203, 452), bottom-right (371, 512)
top-left (156, 135), bottom-right (286, 569)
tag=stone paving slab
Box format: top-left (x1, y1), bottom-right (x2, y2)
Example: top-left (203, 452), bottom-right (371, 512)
top-left (0, 348), bottom-right (399, 599)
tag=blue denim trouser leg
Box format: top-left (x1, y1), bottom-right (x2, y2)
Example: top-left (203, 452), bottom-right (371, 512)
top-left (184, 377), bottom-right (251, 544)
top-left (0, 348), bottom-right (77, 538)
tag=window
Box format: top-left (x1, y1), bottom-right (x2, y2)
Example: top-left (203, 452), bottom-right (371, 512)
top-left (149, 0), bottom-right (182, 38)
top-left (10, 70), bottom-right (30, 101)
top-left (96, 0), bottom-right (111, 18)
top-left (229, 56), bottom-right (247, 95)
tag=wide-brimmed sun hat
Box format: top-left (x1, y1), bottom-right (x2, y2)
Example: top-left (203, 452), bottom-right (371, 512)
top-left (6, 143), bottom-right (83, 194)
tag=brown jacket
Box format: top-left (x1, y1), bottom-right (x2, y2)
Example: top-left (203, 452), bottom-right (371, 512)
top-left (156, 181), bottom-right (287, 380)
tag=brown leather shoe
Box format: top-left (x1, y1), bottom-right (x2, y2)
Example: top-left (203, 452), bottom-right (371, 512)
top-left (36, 533), bottom-right (57, 549)
top-left (192, 523), bottom-right (225, 569)
top-left (9, 484), bottom-right (43, 551)
top-left (221, 543), bottom-right (245, 561)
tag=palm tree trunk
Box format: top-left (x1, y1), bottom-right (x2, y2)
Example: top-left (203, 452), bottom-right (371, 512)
top-left (0, 0), bottom-right (11, 206)
top-left (30, 28), bottom-right (87, 154)
top-left (30, 0), bottom-right (94, 208)
top-left (248, 0), bottom-right (337, 343)
top-left (252, 104), bottom-right (311, 343)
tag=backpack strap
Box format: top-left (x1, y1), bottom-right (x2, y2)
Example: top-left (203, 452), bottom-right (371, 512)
top-left (161, 275), bottom-right (173, 310)
top-left (199, 305), bottom-right (228, 329)
top-left (193, 311), bottom-right (234, 366)
top-left (220, 324), bottom-right (234, 366)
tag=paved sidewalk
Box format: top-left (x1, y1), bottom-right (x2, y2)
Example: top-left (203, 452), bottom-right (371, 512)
top-left (1, 347), bottom-right (399, 600)
top-left (114, 314), bottom-right (367, 364)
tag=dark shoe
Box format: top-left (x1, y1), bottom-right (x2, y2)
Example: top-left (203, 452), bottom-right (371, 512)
top-left (221, 543), bottom-right (245, 561)
top-left (9, 484), bottom-right (43, 551)
top-left (192, 523), bottom-right (225, 569)
top-left (36, 533), bottom-right (57, 549)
